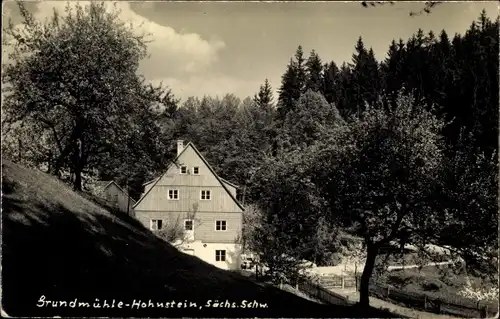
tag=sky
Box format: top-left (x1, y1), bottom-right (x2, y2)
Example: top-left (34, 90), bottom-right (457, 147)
top-left (2, 1), bottom-right (498, 102)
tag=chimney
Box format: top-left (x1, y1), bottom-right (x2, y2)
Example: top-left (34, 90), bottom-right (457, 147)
top-left (177, 140), bottom-right (184, 156)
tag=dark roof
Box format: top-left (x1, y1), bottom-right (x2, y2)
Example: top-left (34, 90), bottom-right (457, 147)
top-left (133, 142), bottom-right (244, 211)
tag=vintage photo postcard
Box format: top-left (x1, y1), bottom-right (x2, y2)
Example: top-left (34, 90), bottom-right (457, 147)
top-left (1, 1), bottom-right (498, 318)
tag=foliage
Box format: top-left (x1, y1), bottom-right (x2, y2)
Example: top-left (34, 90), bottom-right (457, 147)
top-left (154, 219), bottom-right (186, 244)
top-left (1, 2), bottom-right (176, 192)
top-left (459, 279), bottom-right (500, 302)
top-left (349, 37), bottom-right (381, 115)
top-left (427, 132), bottom-right (499, 279)
top-left (361, 1), bottom-right (443, 17)
top-left (321, 61), bottom-right (339, 105)
top-left (305, 50), bottom-right (323, 93)
top-left (311, 91), bottom-right (446, 305)
top-left (241, 203), bottom-right (263, 251)
top-left (253, 78), bottom-right (274, 108)
top-left (378, 267), bottom-right (499, 310)
top-left (277, 46), bottom-right (307, 120)
top-left (154, 205), bottom-right (198, 246)
top-left (249, 136), bottom-right (347, 278)
top-left (280, 90), bottom-right (344, 149)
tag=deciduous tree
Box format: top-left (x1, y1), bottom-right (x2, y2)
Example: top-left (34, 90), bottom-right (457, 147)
top-left (315, 92), bottom-right (446, 306)
top-left (2, 2), bottom-right (175, 191)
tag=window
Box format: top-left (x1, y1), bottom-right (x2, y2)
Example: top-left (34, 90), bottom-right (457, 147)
top-left (215, 220), bottom-right (227, 231)
top-left (168, 189), bottom-right (179, 200)
top-left (184, 219), bottom-right (194, 231)
top-left (215, 250), bottom-right (226, 262)
top-left (180, 166), bottom-right (188, 174)
top-left (201, 190), bottom-right (211, 200)
top-left (193, 167), bottom-right (199, 175)
top-left (151, 219), bottom-right (163, 230)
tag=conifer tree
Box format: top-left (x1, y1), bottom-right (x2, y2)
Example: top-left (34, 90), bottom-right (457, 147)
top-left (277, 59), bottom-right (300, 120)
top-left (380, 39), bottom-right (406, 103)
top-left (350, 37), bottom-right (381, 115)
top-left (322, 61), bottom-right (339, 105)
top-left (294, 45), bottom-right (307, 94)
top-left (305, 50), bottom-right (323, 93)
top-left (277, 46), bottom-right (308, 120)
top-left (254, 78), bottom-right (274, 108)
top-left (335, 62), bottom-right (354, 115)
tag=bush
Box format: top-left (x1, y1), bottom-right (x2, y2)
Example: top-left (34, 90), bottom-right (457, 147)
top-left (155, 225), bottom-right (185, 243)
top-left (326, 253), bottom-right (344, 266)
top-left (386, 271), bottom-right (417, 288)
top-left (421, 278), bottom-right (443, 292)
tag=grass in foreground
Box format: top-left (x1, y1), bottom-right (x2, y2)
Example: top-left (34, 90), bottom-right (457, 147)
top-left (1, 159), bottom-right (399, 318)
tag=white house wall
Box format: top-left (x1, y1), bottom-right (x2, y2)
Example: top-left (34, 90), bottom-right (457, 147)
top-left (179, 241), bottom-right (242, 271)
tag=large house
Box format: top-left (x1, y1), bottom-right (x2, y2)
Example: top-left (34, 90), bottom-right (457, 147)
top-left (133, 140), bottom-right (244, 270)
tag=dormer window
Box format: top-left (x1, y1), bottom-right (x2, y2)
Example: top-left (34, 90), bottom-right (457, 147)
top-left (180, 166), bottom-right (188, 174)
top-left (193, 167), bottom-right (199, 175)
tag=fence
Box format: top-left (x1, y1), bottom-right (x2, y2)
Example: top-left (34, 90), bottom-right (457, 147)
top-left (318, 274), bottom-right (359, 290)
top-left (368, 281), bottom-right (499, 318)
top-left (297, 278), bottom-right (351, 306)
top-left (312, 273), bottom-right (498, 318)
top-left (238, 269), bottom-right (351, 306)
top-left (243, 267), bottom-right (498, 318)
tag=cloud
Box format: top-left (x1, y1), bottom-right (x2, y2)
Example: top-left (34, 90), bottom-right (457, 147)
top-left (5, 1), bottom-right (225, 76)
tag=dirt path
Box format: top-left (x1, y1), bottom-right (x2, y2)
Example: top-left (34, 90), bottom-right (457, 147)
top-left (387, 261), bottom-right (455, 271)
top-left (330, 288), bottom-right (460, 319)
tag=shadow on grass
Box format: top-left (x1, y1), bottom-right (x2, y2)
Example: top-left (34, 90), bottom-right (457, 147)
top-left (1, 159), bottom-right (400, 318)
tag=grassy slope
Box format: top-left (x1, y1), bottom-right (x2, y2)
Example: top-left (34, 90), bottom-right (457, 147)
top-left (1, 159), bottom-right (398, 318)
top-left (378, 266), bottom-right (498, 307)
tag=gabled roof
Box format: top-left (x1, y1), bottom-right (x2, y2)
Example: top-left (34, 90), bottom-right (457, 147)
top-left (133, 142), bottom-right (245, 211)
top-left (94, 180), bottom-right (113, 191)
top-left (94, 180), bottom-right (136, 204)
top-left (142, 177), bottom-right (159, 186)
top-left (220, 178), bottom-right (239, 189)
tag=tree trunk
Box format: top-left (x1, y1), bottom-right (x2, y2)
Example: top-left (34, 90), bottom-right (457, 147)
top-left (51, 126), bottom-right (81, 178)
top-left (359, 243), bottom-right (379, 306)
top-left (72, 139), bottom-right (83, 192)
top-left (74, 167), bottom-right (82, 192)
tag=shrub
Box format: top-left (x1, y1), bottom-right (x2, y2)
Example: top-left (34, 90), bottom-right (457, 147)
top-left (421, 278), bottom-right (443, 292)
top-left (386, 271), bottom-right (417, 288)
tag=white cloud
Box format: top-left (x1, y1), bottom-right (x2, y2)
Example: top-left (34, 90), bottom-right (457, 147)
top-left (8, 1), bottom-right (225, 76)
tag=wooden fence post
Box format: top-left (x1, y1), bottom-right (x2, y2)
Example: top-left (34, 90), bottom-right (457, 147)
top-left (386, 286), bottom-right (390, 298)
top-left (341, 275), bottom-right (345, 289)
top-left (480, 305), bottom-right (488, 318)
top-left (424, 295), bottom-right (427, 310)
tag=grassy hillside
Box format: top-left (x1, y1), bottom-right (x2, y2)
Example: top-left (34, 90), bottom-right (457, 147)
top-left (1, 159), bottom-right (397, 317)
